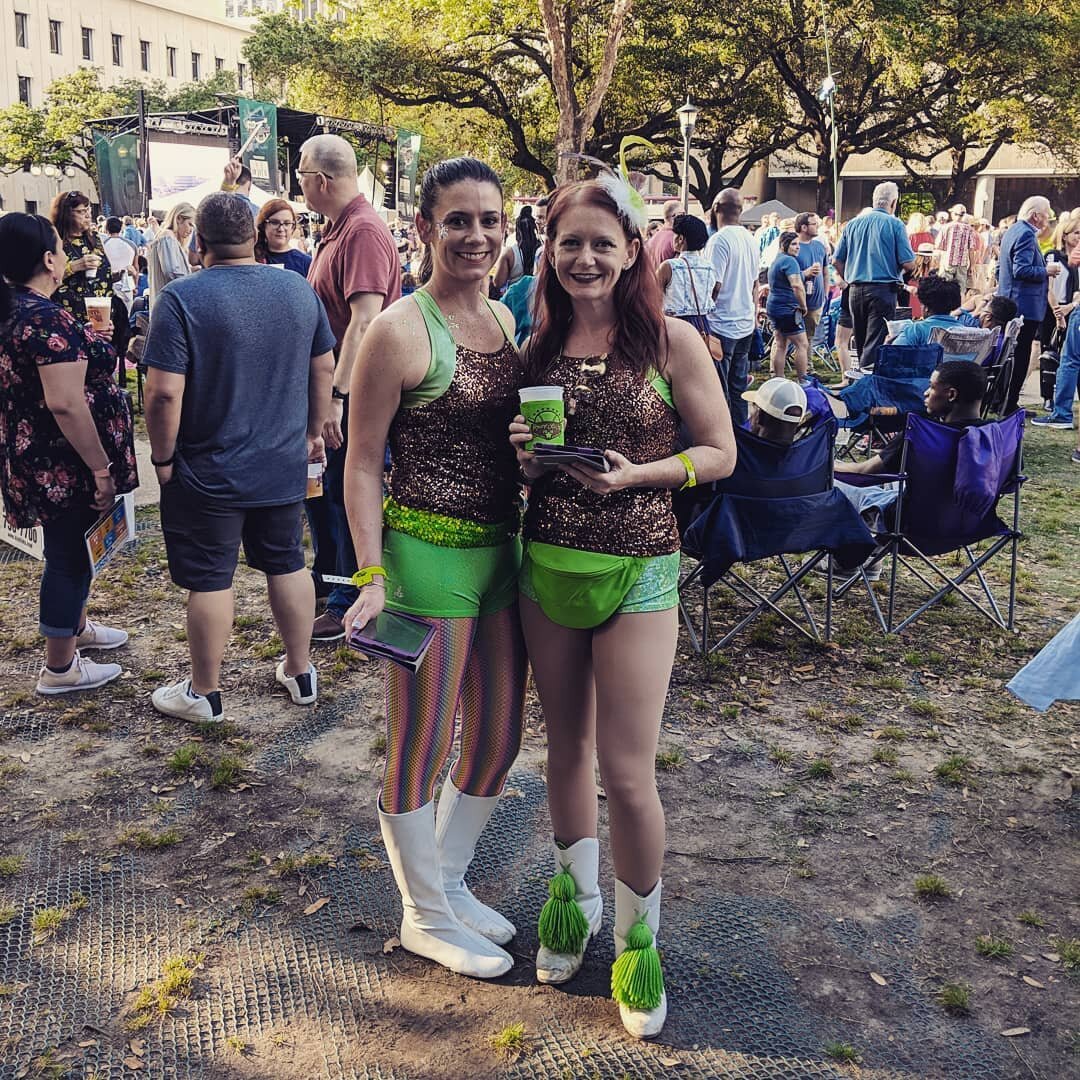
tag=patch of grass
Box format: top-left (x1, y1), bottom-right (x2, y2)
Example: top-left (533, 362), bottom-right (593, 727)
top-left (167, 743), bottom-right (201, 774)
top-left (878, 725), bottom-right (907, 742)
top-left (225, 1035), bottom-right (249, 1054)
top-left (240, 885), bottom-right (282, 913)
top-left (891, 767), bottom-right (916, 784)
top-left (252, 634), bottom-right (283, 660)
top-left (194, 720), bottom-right (239, 742)
top-left (914, 874), bottom-right (950, 899)
top-left (1051, 936), bottom-right (1080, 972)
top-left (909, 699), bottom-right (941, 718)
top-left (61, 831), bottom-right (87, 845)
top-left (768, 746), bottom-right (794, 767)
top-left (210, 754), bottom-right (244, 790)
top-left (370, 733), bottom-right (387, 757)
top-left (656, 747), bottom-right (685, 771)
top-left (902, 651), bottom-right (923, 666)
top-left (244, 850), bottom-right (266, 868)
top-left (871, 746), bottom-right (898, 765)
top-left (1017, 910), bottom-right (1045, 928)
top-left (72, 740), bottom-right (96, 756)
top-left (823, 1040), bottom-right (859, 1064)
top-left (490, 1021), bottom-right (528, 1062)
top-left (30, 893), bottom-right (87, 943)
top-left (0, 905), bottom-right (17, 925)
top-left (0, 855), bottom-right (26, 878)
top-left (804, 705), bottom-right (826, 722)
top-left (937, 982), bottom-right (972, 1014)
top-left (233, 614), bottom-right (262, 629)
top-left (0, 758), bottom-right (26, 783)
top-left (118, 827), bottom-right (183, 850)
top-left (806, 758), bottom-right (834, 780)
top-left (935, 755), bottom-right (974, 787)
top-left (974, 934), bottom-right (1013, 959)
top-left (127, 954), bottom-right (203, 1029)
top-left (275, 851), bottom-right (333, 877)
top-left (861, 655), bottom-right (885, 671)
top-left (872, 675), bottom-right (905, 691)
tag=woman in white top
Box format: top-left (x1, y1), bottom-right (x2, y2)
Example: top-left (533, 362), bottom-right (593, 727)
top-left (148, 203), bottom-right (195, 307)
top-left (656, 214), bottom-right (720, 336)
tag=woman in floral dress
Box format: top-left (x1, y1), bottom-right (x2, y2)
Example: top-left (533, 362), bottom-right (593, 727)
top-left (0, 214), bottom-right (138, 694)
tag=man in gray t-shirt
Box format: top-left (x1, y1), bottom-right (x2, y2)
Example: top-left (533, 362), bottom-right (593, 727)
top-left (144, 193), bottom-right (336, 724)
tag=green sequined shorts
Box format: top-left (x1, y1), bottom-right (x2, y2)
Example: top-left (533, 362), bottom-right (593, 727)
top-left (519, 550), bottom-right (680, 616)
top-left (382, 528), bottom-right (522, 619)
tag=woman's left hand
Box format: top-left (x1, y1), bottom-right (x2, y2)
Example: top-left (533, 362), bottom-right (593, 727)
top-left (559, 450), bottom-right (637, 495)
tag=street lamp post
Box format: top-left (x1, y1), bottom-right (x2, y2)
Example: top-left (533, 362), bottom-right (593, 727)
top-left (677, 98), bottom-right (699, 212)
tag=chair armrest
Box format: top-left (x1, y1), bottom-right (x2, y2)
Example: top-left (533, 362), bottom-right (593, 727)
top-left (834, 470), bottom-right (904, 486)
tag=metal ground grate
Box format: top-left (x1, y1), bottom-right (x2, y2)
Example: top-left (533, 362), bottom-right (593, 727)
top-left (0, 726), bottom-right (1016, 1079)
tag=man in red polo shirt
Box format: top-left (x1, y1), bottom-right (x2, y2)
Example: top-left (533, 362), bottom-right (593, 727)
top-left (299, 133), bottom-right (401, 641)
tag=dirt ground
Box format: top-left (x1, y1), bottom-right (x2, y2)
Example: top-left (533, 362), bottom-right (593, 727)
top-left (0, 429), bottom-right (1077, 1080)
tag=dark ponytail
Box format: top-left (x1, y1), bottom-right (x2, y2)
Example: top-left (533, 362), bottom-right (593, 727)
top-left (417, 156), bottom-right (504, 285)
top-left (0, 213), bottom-right (59, 320)
top-left (515, 205), bottom-right (539, 275)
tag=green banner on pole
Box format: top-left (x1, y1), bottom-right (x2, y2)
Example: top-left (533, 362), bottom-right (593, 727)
top-left (92, 131), bottom-right (140, 216)
top-left (396, 130), bottom-right (421, 216)
top-left (238, 97), bottom-right (279, 193)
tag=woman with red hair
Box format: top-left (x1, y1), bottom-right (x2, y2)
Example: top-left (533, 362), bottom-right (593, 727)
top-left (510, 179), bottom-right (735, 1038)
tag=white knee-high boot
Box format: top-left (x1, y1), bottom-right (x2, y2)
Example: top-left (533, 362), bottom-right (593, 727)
top-left (434, 775), bottom-right (517, 945)
top-left (378, 802), bottom-right (513, 979)
top-left (536, 837), bottom-right (603, 984)
top-left (612, 878), bottom-right (667, 1039)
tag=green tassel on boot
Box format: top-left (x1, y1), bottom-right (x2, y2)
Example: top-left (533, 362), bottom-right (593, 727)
top-left (611, 916), bottom-right (664, 1010)
top-left (537, 868), bottom-right (589, 953)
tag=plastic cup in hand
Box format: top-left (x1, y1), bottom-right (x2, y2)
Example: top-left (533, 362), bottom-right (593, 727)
top-left (85, 296), bottom-right (112, 331)
top-left (518, 386), bottom-right (565, 450)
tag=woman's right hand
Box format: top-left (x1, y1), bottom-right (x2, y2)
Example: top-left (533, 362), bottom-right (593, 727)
top-left (342, 584), bottom-right (386, 643)
top-left (92, 473), bottom-right (116, 512)
top-left (510, 414), bottom-right (543, 480)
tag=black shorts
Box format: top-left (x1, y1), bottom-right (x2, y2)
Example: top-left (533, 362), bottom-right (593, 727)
top-left (770, 310), bottom-right (806, 336)
top-left (838, 287), bottom-right (853, 329)
top-left (160, 478), bottom-right (306, 591)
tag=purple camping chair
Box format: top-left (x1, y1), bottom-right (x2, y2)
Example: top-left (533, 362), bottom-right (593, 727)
top-left (833, 411), bottom-right (1025, 634)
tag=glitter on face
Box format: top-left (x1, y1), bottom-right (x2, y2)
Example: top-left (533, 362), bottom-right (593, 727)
top-left (524, 355), bottom-right (681, 558)
top-left (437, 223), bottom-right (450, 240)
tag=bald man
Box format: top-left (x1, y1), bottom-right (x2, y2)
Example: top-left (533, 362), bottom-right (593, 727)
top-left (299, 133), bottom-right (402, 640)
top-left (997, 195), bottom-right (1061, 413)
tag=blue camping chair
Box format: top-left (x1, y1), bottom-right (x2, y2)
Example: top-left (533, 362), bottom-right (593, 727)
top-left (811, 296), bottom-right (841, 372)
top-left (833, 412), bottom-right (1025, 634)
top-left (679, 419), bottom-right (876, 652)
top-left (831, 342), bottom-right (943, 461)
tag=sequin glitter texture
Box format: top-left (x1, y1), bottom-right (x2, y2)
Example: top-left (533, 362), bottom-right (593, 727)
top-left (388, 339), bottom-right (524, 531)
top-left (524, 355), bottom-right (681, 557)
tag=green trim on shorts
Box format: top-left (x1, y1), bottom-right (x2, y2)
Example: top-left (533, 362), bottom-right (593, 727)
top-left (382, 527), bottom-right (521, 619)
top-left (520, 547), bottom-right (680, 617)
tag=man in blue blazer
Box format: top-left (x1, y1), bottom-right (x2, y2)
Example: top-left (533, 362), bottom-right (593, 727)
top-left (997, 195), bottom-right (1061, 413)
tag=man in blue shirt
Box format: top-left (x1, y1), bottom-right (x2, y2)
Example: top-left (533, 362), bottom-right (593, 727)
top-left (794, 212), bottom-right (828, 343)
top-left (888, 275), bottom-right (981, 359)
top-left (833, 182), bottom-right (916, 372)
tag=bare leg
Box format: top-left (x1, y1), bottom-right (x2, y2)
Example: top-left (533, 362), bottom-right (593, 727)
top-left (519, 595), bottom-right (598, 842)
top-left (790, 332), bottom-right (809, 378)
top-left (836, 324), bottom-right (853, 372)
top-left (592, 607), bottom-right (678, 895)
top-left (45, 636), bottom-right (78, 670)
top-left (770, 330), bottom-right (788, 378)
top-left (266, 568), bottom-right (315, 677)
top-left (186, 588), bottom-right (233, 695)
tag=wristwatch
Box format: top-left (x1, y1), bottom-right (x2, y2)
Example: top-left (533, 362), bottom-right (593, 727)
top-left (331, 387), bottom-right (349, 401)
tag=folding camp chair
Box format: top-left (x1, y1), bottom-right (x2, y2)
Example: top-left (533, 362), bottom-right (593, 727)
top-left (982, 316), bottom-right (1023, 418)
top-left (830, 343), bottom-right (942, 461)
top-left (679, 419), bottom-right (875, 652)
top-left (833, 412), bottom-right (1025, 634)
top-left (929, 325), bottom-right (997, 365)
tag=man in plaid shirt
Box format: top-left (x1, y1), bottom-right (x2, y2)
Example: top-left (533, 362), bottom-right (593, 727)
top-left (936, 204), bottom-right (978, 293)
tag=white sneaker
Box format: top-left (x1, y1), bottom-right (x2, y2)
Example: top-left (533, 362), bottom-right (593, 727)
top-left (76, 619), bottom-right (128, 650)
top-left (275, 661), bottom-right (317, 705)
top-left (151, 678), bottom-right (223, 723)
top-left (36, 652), bottom-right (122, 695)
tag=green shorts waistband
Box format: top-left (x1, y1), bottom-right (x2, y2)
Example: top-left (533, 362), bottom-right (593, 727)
top-left (383, 497), bottom-right (519, 549)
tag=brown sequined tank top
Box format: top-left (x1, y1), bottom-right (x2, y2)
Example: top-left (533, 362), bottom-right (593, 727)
top-left (388, 337), bottom-right (524, 526)
top-left (524, 356), bottom-right (681, 557)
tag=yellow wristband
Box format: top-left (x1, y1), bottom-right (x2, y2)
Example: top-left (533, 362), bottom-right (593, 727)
top-left (351, 565), bottom-right (387, 588)
top-left (676, 452), bottom-right (697, 490)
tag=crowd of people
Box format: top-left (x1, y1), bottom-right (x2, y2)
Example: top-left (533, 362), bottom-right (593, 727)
top-left (0, 141), bottom-right (1076, 1042)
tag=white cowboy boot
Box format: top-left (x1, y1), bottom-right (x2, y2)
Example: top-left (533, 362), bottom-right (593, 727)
top-left (434, 775), bottom-right (516, 945)
top-left (612, 878), bottom-right (667, 1039)
top-left (378, 802), bottom-right (513, 979)
top-left (536, 837), bottom-right (603, 985)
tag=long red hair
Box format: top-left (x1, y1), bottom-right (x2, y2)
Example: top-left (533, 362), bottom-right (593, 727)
top-left (525, 181), bottom-right (667, 381)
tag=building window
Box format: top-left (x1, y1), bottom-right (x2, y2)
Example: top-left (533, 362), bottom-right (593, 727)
top-left (49, 19), bottom-right (62, 55)
top-left (15, 12), bottom-right (28, 48)
top-left (111, 33), bottom-right (122, 67)
top-left (82, 26), bottom-right (93, 61)
top-left (25, 199), bottom-right (38, 216)
top-left (167, 46), bottom-right (177, 78)
top-left (140, 40), bottom-right (151, 72)
top-left (18, 76), bottom-right (31, 106)
top-left (237, 62), bottom-right (247, 90)
top-left (215, 56), bottom-right (224, 73)
top-left (191, 52), bottom-right (201, 80)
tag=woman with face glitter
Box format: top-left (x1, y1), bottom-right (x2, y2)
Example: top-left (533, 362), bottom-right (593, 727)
top-left (509, 178), bottom-right (736, 1039)
top-left (340, 158), bottom-right (527, 980)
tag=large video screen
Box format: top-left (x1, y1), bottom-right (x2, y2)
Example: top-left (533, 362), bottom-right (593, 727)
top-left (149, 135), bottom-right (230, 198)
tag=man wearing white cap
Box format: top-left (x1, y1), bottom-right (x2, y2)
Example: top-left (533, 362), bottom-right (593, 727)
top-left (741, 378), bottom-right (808, 446)
top-left (936, 204), bottom-right (977, 293)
